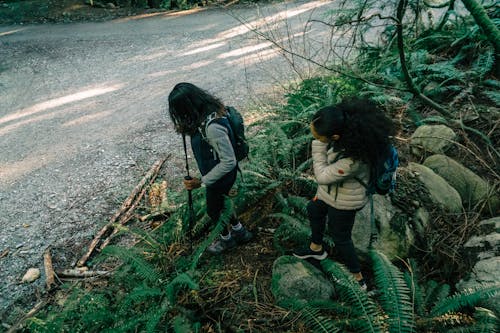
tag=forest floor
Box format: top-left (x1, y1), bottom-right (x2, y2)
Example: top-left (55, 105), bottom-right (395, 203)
top-left (0, 0), bottom-right (326, 328)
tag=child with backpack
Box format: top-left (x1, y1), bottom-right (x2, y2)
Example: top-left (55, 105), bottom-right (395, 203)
top-left (292, 98), bottom-right (395, 289)
top-left (168, 82), bottom-right (252, 254)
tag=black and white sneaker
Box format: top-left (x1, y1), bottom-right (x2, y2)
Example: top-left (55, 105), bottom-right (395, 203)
top-left (232, 227), bottom-right (253, 244)
top-left (292, 247), bottom-right (328, 260)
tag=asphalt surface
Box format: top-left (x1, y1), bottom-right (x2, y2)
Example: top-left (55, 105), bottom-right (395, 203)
top-left (0, 0), bottom-right (336, 323)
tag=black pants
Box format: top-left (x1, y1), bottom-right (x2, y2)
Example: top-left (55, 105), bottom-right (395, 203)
top-left (206, 169), bottom-right (238, 235)
top-left (307, 198), bottom-right (360, 273)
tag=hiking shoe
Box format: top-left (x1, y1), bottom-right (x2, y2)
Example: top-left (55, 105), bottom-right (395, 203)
top-left (232, 227), bottom-right (253, 244)
top-left (207, 236), bottom-right (236, 254)
top-left (358, 279), bottom-right (368, 291)
top-left (292, 247), bottom-right (328, 260)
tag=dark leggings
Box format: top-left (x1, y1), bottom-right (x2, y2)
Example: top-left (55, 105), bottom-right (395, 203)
top-left (307, 198), bottom-right (360, 273)
top-left (206, 172), bottom-right (238, 236)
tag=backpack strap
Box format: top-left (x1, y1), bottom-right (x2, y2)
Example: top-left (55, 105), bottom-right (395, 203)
top-left (368, 194), bottom-right (378, 248)
top-left (199, 111), bottom-right (244, 181)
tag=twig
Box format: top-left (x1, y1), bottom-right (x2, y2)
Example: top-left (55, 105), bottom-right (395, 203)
top-left (77, 155), bottom-right (169, 267)
top-left (43, 247), bottom-right (56, 290)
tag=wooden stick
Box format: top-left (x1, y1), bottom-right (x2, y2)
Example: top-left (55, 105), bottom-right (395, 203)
top-left (77, 156), bottom-right (169, 267)
top-left (56, 269), bottom-right (110, 278)
top-left (43, 247), bottom-right (56, 290)
top-left (97, 187), bottom-right (147, 251)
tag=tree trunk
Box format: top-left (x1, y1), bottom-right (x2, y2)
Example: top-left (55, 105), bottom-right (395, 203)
top-left (461, 0), bottom-right (500, 75)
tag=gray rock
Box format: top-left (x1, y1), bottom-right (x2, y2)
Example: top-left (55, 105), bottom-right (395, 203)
top-left (354, 195), bottom-right (413, 260)
top-left (456, 256), bottom-right (500, 290)
top-left (408, 163), bottom-right (463, 213)
top-left (410, 125), bottom-right (456, 155)
top-left (424, 154), bottom-right (499, 211)
top-left (412, 207), bottom-right (430, 240)
top-left (271, 256), bottom-right (335, 305)
top-left (478, 216), bottom-right (500, 234)
top-left (455, 256), bottom-right (500, 315)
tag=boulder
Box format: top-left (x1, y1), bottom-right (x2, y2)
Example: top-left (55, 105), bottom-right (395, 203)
top-left (353, 195), bottom-right (413, 260)
top-left (408, 162), bottom-right (463, 213)
top-left (463, 217), bottom-right (500, 262)
top-left (410, 125), bottom-right (456, 155)
top-left (271, 256), bottom-right (335, 305)
top-left (424, 154), bottom-right (499, 212)
top-left (412, 207), bottom-right (430, 241)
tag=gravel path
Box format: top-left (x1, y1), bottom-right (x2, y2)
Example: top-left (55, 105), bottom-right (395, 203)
top-left (0, 0), bottom-right (333, 324)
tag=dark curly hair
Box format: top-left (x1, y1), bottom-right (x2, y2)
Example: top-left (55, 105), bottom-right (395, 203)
top-left (312, 98), bottom-right (395, 165)
top-left (168, 82), bottom-right (224, 135)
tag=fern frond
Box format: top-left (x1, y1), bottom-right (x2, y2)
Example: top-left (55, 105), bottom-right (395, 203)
top-left (119, 286), bottom-right (162, 315)
top-left (321, 259), bottom-right (385, 333)
top-left (145, 307), bottom-right (167, 333)
top-left (431, 285), bottom-right (500, 316)
top-left (296, 158), bottom-right (312, 173)
top-left (404, 259), bottom-right (426, 317)
top-left (102, 245), bottom-right (160, 284)
top-left (470, 47), bottom-right (495, 79)
top-left (166, 273), bottom-right (199, 305)
top-left (284, 195), bottom-right (309, 217)
top-left (299, 306), bottom-right (341, 333)
top-left (424, 280), bottom-right (451, 312)
top-left (414, 61), bottom-right (465, 83)
top-left (481, 90), bottom-right (500, 107)
top-left (370, 250), bottom-right (415, 332)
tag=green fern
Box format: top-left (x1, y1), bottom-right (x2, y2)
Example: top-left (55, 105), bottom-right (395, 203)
top-left (165, 273), bottom-right (199, 305)
top-left (470, 47), bottom-right (495, 79)
top-left (102, 245), bottom-right (161, 284)
top-left (481, 90), bottom-right (500, 106)
top-left (370, 250), bottom-right (416, 332)
top-left (430, 285), bottom-right (500, 316)
top-left (424, 280), bottom-right (451, 312)
top-left (189, 198), bottom-right (233, 271)
top-left (299, 306), bottom-right (342, 333)
top-left (118, 286), bottom-right (162, 315)
top-left (321, 259), bottom-right (385, 333)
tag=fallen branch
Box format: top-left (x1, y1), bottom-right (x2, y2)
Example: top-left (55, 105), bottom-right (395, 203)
top-left (77, 155), bottom-right (169, 267)
top-left (97, 187), bottom-right (148, 251)
top-left (43, 248), bottom-right (56, 290)
top-left (56, 268), bottom-right (110, 278)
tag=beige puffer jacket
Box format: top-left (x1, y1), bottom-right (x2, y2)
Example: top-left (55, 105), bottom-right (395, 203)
top-left (312, 140), bottom-right (370, 210)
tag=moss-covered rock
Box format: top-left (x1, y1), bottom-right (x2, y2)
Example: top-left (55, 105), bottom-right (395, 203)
top-left (410, 125), bottom-right (456, 155)
top-left (408, 162), bottom-right (463, 213)
top-left (271, 256), bottom-right (334, 306)
top-left (424, 154), bottom-right (499, 212)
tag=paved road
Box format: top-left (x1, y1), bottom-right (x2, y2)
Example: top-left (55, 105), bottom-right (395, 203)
top-left (0, 0), bottom-right (333, 322)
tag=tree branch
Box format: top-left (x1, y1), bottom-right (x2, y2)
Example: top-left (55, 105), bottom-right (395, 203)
top-left (396, 0), bottom-right (452, 117)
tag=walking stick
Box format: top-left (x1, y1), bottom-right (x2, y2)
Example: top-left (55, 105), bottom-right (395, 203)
top-left (182, 134), bottom-right (195, 251)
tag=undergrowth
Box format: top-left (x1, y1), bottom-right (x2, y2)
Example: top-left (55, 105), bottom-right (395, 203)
top-left (23, 1), bottom-right (500, 332)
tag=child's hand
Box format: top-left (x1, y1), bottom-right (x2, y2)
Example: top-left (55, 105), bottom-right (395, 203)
top-left (183, 177), bottom-right (202, 190)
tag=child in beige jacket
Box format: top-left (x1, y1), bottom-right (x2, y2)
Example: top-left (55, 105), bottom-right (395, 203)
top-left (293, 98), bottom-right (395, 289)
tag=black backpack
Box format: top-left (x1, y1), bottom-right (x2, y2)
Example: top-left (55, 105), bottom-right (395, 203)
top-left (205, 106), bottom-right (249, 162)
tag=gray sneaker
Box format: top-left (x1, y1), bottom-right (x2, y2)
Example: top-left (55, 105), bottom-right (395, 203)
top-left (232, 227), bottom-right (253, 244)
top-left (207, 236), bottom-right (236, 254)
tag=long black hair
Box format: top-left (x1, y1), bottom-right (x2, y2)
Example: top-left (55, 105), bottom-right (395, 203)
top-left (168, 82), bottom-right (224, 135)
top-left (312, 98), bottom-right (395, 165)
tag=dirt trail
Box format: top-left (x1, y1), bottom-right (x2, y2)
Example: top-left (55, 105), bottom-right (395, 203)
top-left (0, 0), bottom-right (334, 323)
